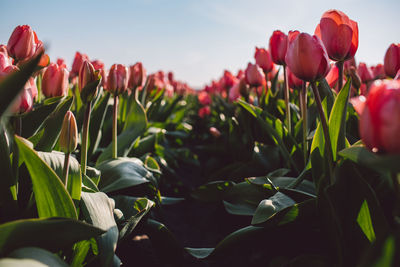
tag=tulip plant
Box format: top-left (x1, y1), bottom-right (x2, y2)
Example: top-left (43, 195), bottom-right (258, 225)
top-left (1, 9), bottom-right (400, 267)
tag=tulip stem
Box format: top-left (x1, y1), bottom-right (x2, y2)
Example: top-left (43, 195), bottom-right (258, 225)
top-left (12, 117), bottom-right (22, 191)
top-left (283, 65), bottom-right (291, 133)
top-left (112, 94), bottom-right (119, 159)
top-left (62, 152), bottom-right (70, 189)
top-left (391, 172), bottom-right (400, 217)
top-left (300, 82), bottom-right (308, 165)
top-left (311, 82), bottom-right (333, 185)
top-left (80, 101), bottom-right (92, 176)
top-left (336, 61), bottom-right (344, 91)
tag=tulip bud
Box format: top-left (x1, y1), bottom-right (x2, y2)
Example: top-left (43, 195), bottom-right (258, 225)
top-left (57, 58), bottom-right (67, 68)
top-left (209, 127), bottom-right (221, 138)
top-left (221, 70), bottom-right (237, 90)
top-left (285, 32), bottom-right (330, 82)
top-left (7, 25), bottom-right (39, 61)
top-left (42, 63), bottom-right (69, 97)
top-left (383, 43), bottom-right (400, 78)
top-left (315, 9), bottom-right (359, 62)
top-left (70, 52), bottom-right (89, 78)
top-left (357, 62), bottom-right (374, 83)
top-left (106, 64), bottom-right (128, 95)
top-left (269, 30), bottom-right (288, 65)
top-left (254, 47), bottom-right (273, 73)
top-left (91, 59), bottom-right (106, 87)
top-left (325, 63), bottom-right (339, 89)
top-left (59, 111), bottom-right (78, 153)
top-left (359, 80), bottom-right (400, 153)
top-left (128, 62), bottom-right (146, 88)
top-left (371, 64), bottom-right (385, 80)
top-left (79, 60), bottom-right (100, 103)
top-left (245, 63), bottom-right (266, 87)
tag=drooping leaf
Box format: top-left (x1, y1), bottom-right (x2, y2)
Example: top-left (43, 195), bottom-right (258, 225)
top-left (15, 136), bottom-right (77, 219)
top-left (0, 217), bottom-right (104, 256)
top-left (96, 157), bottom-right (155, 193)
top-left (8, 247), bottom-right (68, 267)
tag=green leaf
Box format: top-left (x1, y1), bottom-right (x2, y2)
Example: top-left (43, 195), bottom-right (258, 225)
top-left (30, 96), bottom-right (73, 152)
top-left (328, 78), bottom-right (351, 161)
top-left (0, 258), bottom-right (47, 267)
top-left (357, 199), bottom-right (376, 243)
top-left (0, 217), bottom-right (104, 256)
top-left (15, 136), bottom-right (77, 219)
top-left (0, 126), bottom-right (15, 207)
top-left (339, 145), bottom-right (400, 173)
top-left (97, 92), bottom-right (147, 163)
top-left (8, 247), bottom-right (68, 267)
top-left (0, 52), bottom-right (42, 120)
top-left (38, 151), bottom-right (81, 201)
top-left (21, 96), bottom-right (64, 138)
top-left (80, 192), bottom-right (118, 267)
top-left (87, 93), bottom-right (110, 159)
top-left (96, 157), bottom-right (155, 193)
top-left (191, 181), bottom-right (235, 202)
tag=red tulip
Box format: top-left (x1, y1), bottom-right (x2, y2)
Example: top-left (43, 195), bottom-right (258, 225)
top-left (198, 106), bottom-right (211, 118)
top-left (59, 111), bottom-right (78, 153)
top-left (0, 45), bottom-right (8, 55)
top-left (287, 67), bottom-right (303, 90)
top-left (167, 72), bottom-right (174, 83)
top-left (70, 52), bottom-right (89, 78)
top-left (56, 58), bottom-right (67, 68)
top-left (79, 60), bottom-right (101, 102)
top-left (7, 25), bottom-right (41, 61)
top-left (359, 80), bottom-right (400, 153)
top-left (91, 59), bottom-right (107, 87)
top-left (254, 47), bottom-right (273, 72)
top-left (236, 69), bottom-right (244, 79)
top-left (325, 63), bottom-right (339, 89)
top-left (106, 64), bottom-right (128, 95)
top-left (285, 32), bottom-right (330, 82)
top-left (357, 62), bottom-right (374, 83)
top-left (221, 70), bottom-right (237, 90)
top-left (371, 64), bottom-right (385, 80)
top-left (198, 91), bottom-right (211, 106)
top-left (244, 63), bottom-right (266, 87)
top-left (269, 30), bottom-right (288, 65)
top-left (315, 10), bottom-right (358, 61)
top-left (42, 63), bottom-right (69, 97)
top-left (128, 62), bottom-right (146, 88)
top-left (384, 43), bottom-right (400, 78)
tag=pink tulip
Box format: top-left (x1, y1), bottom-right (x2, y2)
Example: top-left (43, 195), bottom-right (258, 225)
top-left (70, 52), bottom-right (89, 78)
top-left (244, 63), bottom-right (266, 87)
top-left (106, 64), bottom-right (128, 95)
top-left (7, 25), bottom-right (41, 61)
top-left (42, 63), bottom-right (69, 97)
top-left (128, 62), bottom-right (146, 89)
top-left (0, 52), bottom-right (12, 72)
top-left (221, 70), bottom-right (237, 90)
top-left (287, 67), bottom-right (303, 90)
top-left (315, 10), bottom-right (358, 61)
top-left (359, 79), bottom-right (400, 153)
top-left (254, 47), bottom-right (273, 73)
top-left (371, 64), bottom-right (385, 80)
top-left (285, 32), bottom-right (330, 82)
top-left (357, 63), bottom-right (374, 83)
top-left (91, 59), bottom-right (107, 87)
top-left (198, 106), bottom-right (211, 118)
top-left (198, 91), bottom-right (211, 106)
top-left (209, 127), bottom-right (221, 138)
top-left (269, 30), bottom-right (288, 65)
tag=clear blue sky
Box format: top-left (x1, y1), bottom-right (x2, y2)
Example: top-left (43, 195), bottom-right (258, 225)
top-left (1, 0), bottom-right (399, 88)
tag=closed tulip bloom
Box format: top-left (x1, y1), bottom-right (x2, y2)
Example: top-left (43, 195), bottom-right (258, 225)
top-left (128, 62), bottom-right (146, 88)
top-left (384, 43), bottom-right (400, 78)
top-left (287, 67), bottom-right (303, 90)
top-left (42, 63), bottom-right (69, 97)
top-left (0, 52), bottom-right (12, 71)
top-left (7, 25), bottom-right (40, 61)
top-left (245, 63), bottom-right (266, 87)
top-left (360, 80), bottom-right (400, 153)
top-left (269, 30), bottom-right (288, 65)
top-left (285, 32), bottom-right (330, 82)
top-left (91, 59), bottom-right (106, 87)
top-left (59, 111), bottom-right (78, 153)
top-left (221, 70), bottom-right (237, 90)
top-left (198, 106), bottom-right (211, 118)
top-left (0, 45), bottom-right (8, 55)
top-left (70, 52), bottom-right (89, 78)
top-left (371, 64), bottom-right (385, 80)
top-left (57, 58), bottom-right (67, 68)
top-left (198, 91), bottom-right (211, 106)
top-left (106, 64), bottom-right (128, 95)
top-left (254, 47), bottom-right (273, 73)
top-left (325, 63), bottom-right (340, 89)
top-left (315, 10), bottom-right (358, 62)
top-left (357, 63), bottom-right (374, 83)
top-left (79, 60), bottom-right (100, 102)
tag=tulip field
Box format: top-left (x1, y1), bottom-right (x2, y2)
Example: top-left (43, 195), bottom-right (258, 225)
top-left (1, 9), bottom-right (400, 267)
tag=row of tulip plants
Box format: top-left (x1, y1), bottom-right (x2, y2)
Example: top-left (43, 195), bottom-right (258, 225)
top-left (0, 8), bottom-right (400, 267)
